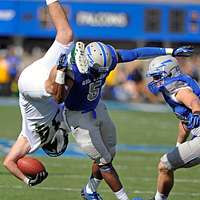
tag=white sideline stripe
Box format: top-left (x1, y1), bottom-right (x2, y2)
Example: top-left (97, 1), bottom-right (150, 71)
top-left (0, 185), bottom-right (199, 197)
top-left (50, 174), bottom-right (200, 184)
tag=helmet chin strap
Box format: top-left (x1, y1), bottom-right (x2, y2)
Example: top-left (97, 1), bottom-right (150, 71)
top-left (147, 73), bottom-right (175, 95)
top-left (88, 67), bottom-right (105, 79)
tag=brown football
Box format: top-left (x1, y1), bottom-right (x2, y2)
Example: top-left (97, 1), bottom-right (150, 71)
top-left (17, 156), bottom-right (45, 177)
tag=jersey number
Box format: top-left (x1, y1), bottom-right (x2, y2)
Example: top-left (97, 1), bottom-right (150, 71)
top-left (87, 80), bottom-right (102, 101)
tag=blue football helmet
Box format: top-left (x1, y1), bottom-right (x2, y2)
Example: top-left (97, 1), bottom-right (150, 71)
top-left (85, 42), bottom-right (112, 77)
top-left (146, 55), bottom-right (181, 95)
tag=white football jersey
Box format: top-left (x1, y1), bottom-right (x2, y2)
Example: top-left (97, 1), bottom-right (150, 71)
top-left (18, 40), bottom-right (73, 153)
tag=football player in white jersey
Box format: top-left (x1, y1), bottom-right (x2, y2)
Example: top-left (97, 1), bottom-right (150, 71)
top-left (3, 0), bottom-right (74, 187)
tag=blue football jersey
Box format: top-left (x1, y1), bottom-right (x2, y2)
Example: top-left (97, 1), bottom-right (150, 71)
top-left (65, 44), bottom-right (168, 112)
top-left (161, 74), bottom-right (200, 123)
top-left (64, 45), bottom-right (118, 112)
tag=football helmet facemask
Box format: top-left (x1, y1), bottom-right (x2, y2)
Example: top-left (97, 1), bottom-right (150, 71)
top-left (146, 55), bottom-right (181, 95)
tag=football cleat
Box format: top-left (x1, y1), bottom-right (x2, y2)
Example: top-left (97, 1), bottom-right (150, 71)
top-left (81, 187), bottom-right (103, 200)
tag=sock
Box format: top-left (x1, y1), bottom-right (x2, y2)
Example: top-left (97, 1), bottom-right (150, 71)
top-left (114, 188), bottom-right (129, 200)
top-left (155, 191), bottom-right (168, 200)
top-left (86, 177), bottom-right (101, 194)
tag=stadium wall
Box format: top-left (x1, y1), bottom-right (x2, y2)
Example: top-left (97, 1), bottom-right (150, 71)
top-left (1, 0), bottom-right (200, 42)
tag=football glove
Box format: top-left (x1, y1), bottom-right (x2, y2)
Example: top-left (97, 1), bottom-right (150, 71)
top-left (187, 113), bottom-right (200, 130)
top-left (28, 171), bottom-right (48, 186)
top-left (172, 46), bottom-right (194, 57)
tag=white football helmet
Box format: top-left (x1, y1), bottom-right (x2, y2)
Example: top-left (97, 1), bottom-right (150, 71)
top-left (147, 55), bottom-right (180, 80)
top-left (85, 42), bottom-right (113, 77)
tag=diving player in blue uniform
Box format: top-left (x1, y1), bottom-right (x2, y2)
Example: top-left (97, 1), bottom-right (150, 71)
top-left (145, 55), bottom-right (200, 200)
top-left (60, 42), bottom-right (193, 200)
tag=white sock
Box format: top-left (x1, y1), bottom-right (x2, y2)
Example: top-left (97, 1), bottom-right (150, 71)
top-left (155, 191), bottom-right (168, 200)
top-left (86, 177), bottom-right (101, 194)
top-left (114, 188), bottom-right (129, 200)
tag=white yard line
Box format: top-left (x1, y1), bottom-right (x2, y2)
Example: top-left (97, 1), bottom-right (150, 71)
top-left (0, 184), bottom-right (199, 197)
top-left (48, 173), bottom-right (200, 184)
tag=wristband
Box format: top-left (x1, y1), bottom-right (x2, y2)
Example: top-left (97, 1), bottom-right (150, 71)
top-left (55, 70), bottom-right (65, 84)
top-left (24, 177), bottom-right (30, 185)
top-left (46, 0), bottom-right (58, 5)
top-left (165, 48), bottom-right (173, 55)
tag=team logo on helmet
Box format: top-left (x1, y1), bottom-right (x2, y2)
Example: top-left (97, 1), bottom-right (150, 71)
top-left (85, 42), bottom-right (112, 77)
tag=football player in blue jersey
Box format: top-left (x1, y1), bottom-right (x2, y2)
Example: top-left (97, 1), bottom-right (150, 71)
top-left (144, 55), bottom-right (200, 200)
top-left (57, 41), bottom-right (193, 200)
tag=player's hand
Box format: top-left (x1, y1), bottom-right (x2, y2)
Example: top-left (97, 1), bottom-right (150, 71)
top-left (28, 171), bottom-right (48, 186)
top-left (172, 46), bottom-right (194, 57)
top-left (57, 53), bottom-right (68, 70)
top-left (187, 113), bottom-right (200, 130)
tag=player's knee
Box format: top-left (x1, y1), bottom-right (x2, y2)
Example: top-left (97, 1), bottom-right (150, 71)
top-left (98, 154), bottom-right (112, 165)
top-left (99, 163), bottom-right (113, 173)
top-left (158, 155), bottom-right (173, 173)
top-left (158, 161), bottom-right (167, 172)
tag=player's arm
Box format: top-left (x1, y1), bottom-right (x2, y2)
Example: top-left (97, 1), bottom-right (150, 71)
top-left (47, 0), bottom-right (73, 45)
top-left (116, 46), bottom-right (193, 63)
top-left (45, 67), bottom-right (66, 103)
top-left (45, 53), bottom-right (74, 103)
top-left (45, 66), bottom-right (74, 103)
top-left (3, 136), bottom-right (48, 186)
top-left (176, 88), bottom-right (200, 130)
top-left (176, 88), bottom-right (200, 114)
top-left (176, 121), bottom-right (190, 146)
top-left (3, 136), bottom-right (31, 183)
top-left (45, 52), bottom-right (74, 103)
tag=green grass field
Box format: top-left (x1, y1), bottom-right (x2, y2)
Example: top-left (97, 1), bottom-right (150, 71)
top-left (0, 105), bottom-right (199, 200)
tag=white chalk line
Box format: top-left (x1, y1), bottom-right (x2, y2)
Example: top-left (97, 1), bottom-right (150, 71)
top-left (0, 184), bottom-right (199, 197)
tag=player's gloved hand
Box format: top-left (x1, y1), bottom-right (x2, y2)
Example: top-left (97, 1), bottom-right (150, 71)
top-left (187, 113), bottom-right (200, 130)
top-left (27, 171), bottom-right (48, 186)
top-left (172, 46), bottom-right (194, 57)
top-left (57, 53), bottom-right (68, 70)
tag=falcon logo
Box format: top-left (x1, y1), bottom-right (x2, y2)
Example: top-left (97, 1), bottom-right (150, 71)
top-left (158, 59), bottom-right (173, 68)
top-left (86, 46), bottom-right (95, 67)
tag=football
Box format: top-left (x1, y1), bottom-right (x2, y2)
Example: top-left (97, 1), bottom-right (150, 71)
top-left (17, 156), bottom-right (46, 177)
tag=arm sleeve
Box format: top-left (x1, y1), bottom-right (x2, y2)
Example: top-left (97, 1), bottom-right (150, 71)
top-left (107, 45), bottom-right (119, 71)
top-left (117, 47), bottom-right (167, 63)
